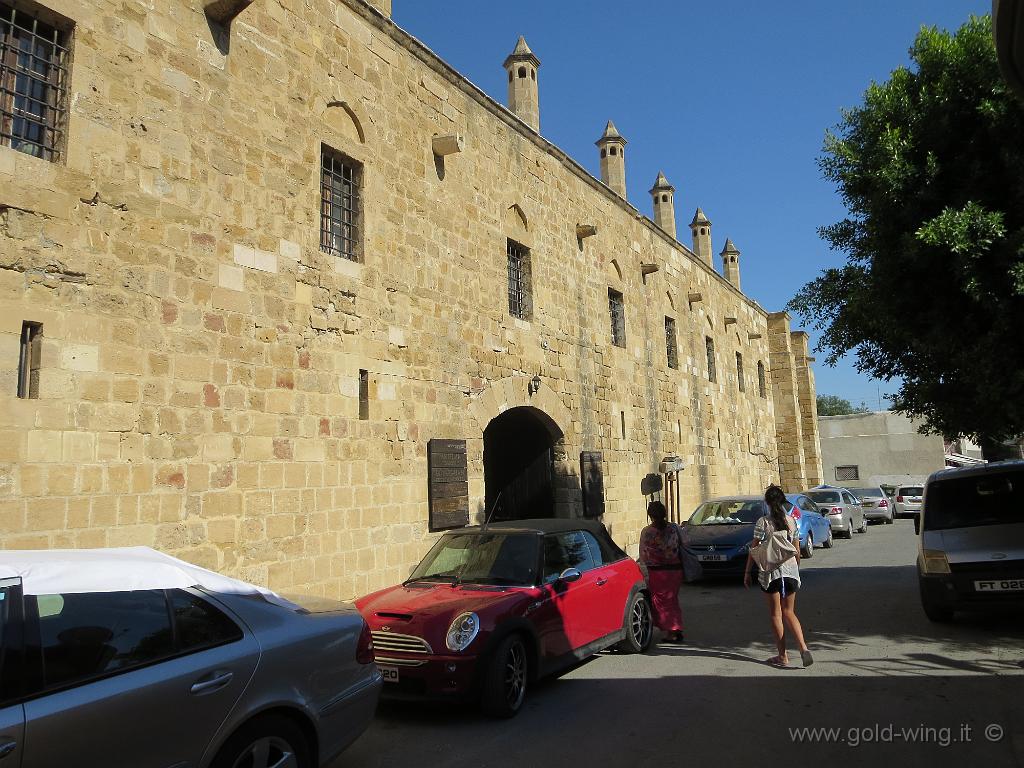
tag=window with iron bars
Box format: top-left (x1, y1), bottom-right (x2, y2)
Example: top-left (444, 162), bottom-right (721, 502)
top-left (705, 336), bottom-right (716, 382)
top-left (836, 465), bottom-right (859, 482)
top-left (507, 239), bottom-right (532, 320)
top-left (736, 351), bottom-right (745, 392)
top-left (608, 289), bottom-right (625, 348)
top-left (320, 145), bottom-right (361, 261)
top-left (665, 317), bottom-right (678, 369)
top-left (0, 2), bottom-right (71, 163)
top-left (757, 361), bottom-right (767, 398)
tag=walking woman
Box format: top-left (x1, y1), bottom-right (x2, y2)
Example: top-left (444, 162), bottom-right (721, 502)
top-left (639, 500), bottom-right (685, 642)
top-left (743, 485), bottom-right (813, 668)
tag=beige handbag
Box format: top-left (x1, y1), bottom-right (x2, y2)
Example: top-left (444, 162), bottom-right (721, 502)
top-left (751, 516), bottom-right (797, 572)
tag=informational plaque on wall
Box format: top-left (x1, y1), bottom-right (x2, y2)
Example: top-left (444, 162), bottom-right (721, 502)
top-left (427, 438), bottom-right (470, 531)
top-left (580, 451), bottom-right (605, 518)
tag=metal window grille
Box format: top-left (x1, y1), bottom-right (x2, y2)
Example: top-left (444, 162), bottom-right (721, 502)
top-left (358, 369), bottom-right (369, 420)
top-left (736, 352), bottom-right (744, 392)
top-left (758, 361), bottom-right (767, 398)
top-left (665, 317), bottom-right (678, 369)
top-left (0, 3), bottom-right (69, 163)
top-left (320, 146), bottom-right (360, 261)
top-left (609, 289), bottom-right (625, 347)
top-left (507, 239), bottom-right (528, 319)
top-left (705, 336), bottom-right (716, 382)
top-left (836, 465), bottom-right (860, 482)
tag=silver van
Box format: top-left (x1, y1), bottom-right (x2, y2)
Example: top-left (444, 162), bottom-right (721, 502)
top-left (916, 461), bottom-right (1024, 622)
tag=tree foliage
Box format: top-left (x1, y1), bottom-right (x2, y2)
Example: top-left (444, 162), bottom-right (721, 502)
top-left (816, 395), bottom-right (870, 417)
top-left (789, 15), bottom-right (1024, 442)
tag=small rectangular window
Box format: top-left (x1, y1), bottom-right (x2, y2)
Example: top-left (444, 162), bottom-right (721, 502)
top-left (836, 465), bottom-right (860, 481)
top-left (758, 361), bottom-right (767, 398)
top-left (609, 289), bottom-right (625, 348)
top-left (320, 144), bottom-right (361, 261)
top-left (0, 3), bottom-right (72, 163)
top-left (705, 336), bottom-right (716, 382)
top-left (619, 410), bottom-right (626, 439)
top-left (665, 317), bottom-right (678, 369)
top-left (507, 239), bottom-right (531, 320)
top-left (18, 321), bottom-right (42, 398)
top-left (736, 352), bottom-right (744, 392)
top-left (358, 369), bottom-right (369, 420)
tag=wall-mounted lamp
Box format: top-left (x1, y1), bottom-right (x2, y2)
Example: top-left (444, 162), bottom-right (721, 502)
top-left (641, 263), bottom-right (659, 276)
top-left (576, 224), bottom-right (598, 239)
top-left (724, 316), bottom-right (737, 326)
top-left (432, 133), bottom-right (465, 156)
top-left (528, 375), bottom-right (542, 396)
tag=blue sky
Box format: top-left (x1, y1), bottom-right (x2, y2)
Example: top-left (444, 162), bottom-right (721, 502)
top-left (394, 0), bottom-right (990, 411)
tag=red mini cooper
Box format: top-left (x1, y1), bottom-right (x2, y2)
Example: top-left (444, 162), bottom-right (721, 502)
top-left (355, 519), bottom-right (653, 717)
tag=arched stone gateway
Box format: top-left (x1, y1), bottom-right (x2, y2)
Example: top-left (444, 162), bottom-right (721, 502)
top-left (469, 376), bottom-right (580, 521)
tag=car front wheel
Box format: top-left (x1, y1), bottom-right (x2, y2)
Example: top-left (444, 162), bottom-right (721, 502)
top-left (211, 714), bottom-right (311, 768)
top-left (616, 591), bottom-right (653, 653)
top-left (481, 634), bottom-right (529, 718)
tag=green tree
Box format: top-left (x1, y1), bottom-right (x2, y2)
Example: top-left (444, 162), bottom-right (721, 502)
top-left (816, 395), bottom-right (870, 417)
top-left (789, 15), bottom-right (1024, 443)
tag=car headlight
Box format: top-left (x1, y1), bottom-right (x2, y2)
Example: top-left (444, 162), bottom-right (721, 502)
top-left (445, 611), bottom-right (480, 652)
top-left (921, 550), bottom-right (951, 575)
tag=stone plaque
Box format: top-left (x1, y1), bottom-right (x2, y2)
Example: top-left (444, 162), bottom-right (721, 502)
top-left (580, 451), bottom-right (605, 518)
top-left (428, 439), bottom-right (469, 531)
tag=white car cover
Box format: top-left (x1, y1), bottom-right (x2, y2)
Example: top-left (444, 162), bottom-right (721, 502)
top-left (0, 546), bottom-right (295, 607)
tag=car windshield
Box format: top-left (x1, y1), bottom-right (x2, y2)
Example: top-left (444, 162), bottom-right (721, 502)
top-left (407, 532), bottom-right (538, 586)
top-left (689, 500), bottom-right (765, 525)
top-left (899, 486), bottom-right (924, 496)
top-left (924, 469), bottom-right (1024, 531)
top-left (806, 490), bottom-right (841, 504)
top-left (851, 488), bottom-right (883, 497)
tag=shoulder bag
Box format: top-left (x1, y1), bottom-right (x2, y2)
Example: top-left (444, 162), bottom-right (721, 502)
top-left (750, 516), bottom-right (797, 573)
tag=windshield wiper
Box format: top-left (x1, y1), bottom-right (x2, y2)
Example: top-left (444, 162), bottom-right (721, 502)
top-left (403, 573), bottom-right (458, 585)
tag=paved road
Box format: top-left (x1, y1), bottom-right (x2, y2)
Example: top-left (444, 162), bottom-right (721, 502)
top-left (338, 520), bottom-right (1024, 768)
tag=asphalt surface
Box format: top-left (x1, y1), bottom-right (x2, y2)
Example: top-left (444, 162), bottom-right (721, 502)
top-left (338, 520), bottom-right (1024, 768)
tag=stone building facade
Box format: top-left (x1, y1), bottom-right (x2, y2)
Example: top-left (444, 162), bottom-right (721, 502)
top-left (0, 0), bottom-right (820, 599)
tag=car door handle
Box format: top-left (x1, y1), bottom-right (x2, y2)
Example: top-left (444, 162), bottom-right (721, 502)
top-left (0, 740), bottom-right (16, 759)
top-left (191, 671), bottom-right (234, 695)
top-left (596, 577), bottom-right (608, 586)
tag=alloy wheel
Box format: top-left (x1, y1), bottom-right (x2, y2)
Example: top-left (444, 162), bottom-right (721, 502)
top-left (504, 640), bottom-right (527, 710)
top-left (230, 736), bottom-right (298, 768)
top-left (630, 596), bottom-right (653, 649)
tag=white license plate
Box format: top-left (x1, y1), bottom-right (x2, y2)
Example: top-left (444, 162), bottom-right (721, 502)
top-left (379, 665), bottom-right (400, 683)
top-left (699, 554), bottom-right (726, 562)
top-left (974, 579), bottom-right (1024, 592)
top-left (862, 502), bottom-right (875, 508)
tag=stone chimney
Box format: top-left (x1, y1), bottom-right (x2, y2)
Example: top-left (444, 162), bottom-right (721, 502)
top-left (650, 171), bottom-right (676, 239)
top-left (721, 238), bottom-right (741, 290)
top-left (503, 36), bottom-right (541, 132)
top-left (596, 120), bottom-right (627, 198)
top-left (689, 208), bottom-right (712, 267)
top-left (368, 0), bottom-right (392, 18)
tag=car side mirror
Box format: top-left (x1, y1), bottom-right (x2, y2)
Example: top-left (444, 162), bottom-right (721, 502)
top-left (559, 568), bottom-right (582, 583)
top-left (912, 512), bottom-right (921, 535)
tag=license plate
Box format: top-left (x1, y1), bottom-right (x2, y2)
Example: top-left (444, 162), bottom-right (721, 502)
top-left (862, 501), bottom-right (875, 508)
top-left (379, 665), bottom-right (400, 683)
top-left (974, 579), bottom-right (1024, 592)
top-left (699, 554), bottom-right (726, 562)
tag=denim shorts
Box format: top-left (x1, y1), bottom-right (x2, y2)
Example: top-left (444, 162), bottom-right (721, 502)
top-left (761, 577), bottom-right (800, 595)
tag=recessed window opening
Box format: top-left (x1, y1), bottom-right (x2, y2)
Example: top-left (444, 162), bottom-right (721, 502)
top-left (320, 145), bottom-right (361, 261)
top-left (736, 352), bottom-right (744, 392)
top-left (836, 465), bottom-right (859, 482)
top-left (0, 3), bottom-right (72, 163)
top-left (518, 66), bottom-right (526, 78)
top-left (757, 361), bottom-right (767, 398)
top-left (608, 289), bottom-right (626, 348)
top-left (600, 148), bottom-right (606, 158)
top-left (508, 71), bottom-right (513, 82)
top-left (609, 146), bottom-right (617, 156)
top-left (620, 411), bottom-right (626, 440)
top-left (665, 317), bottom-right (678, 369)
top-left (507, 239), bottom-right (531, 320)
top-left (358, 369), bottom-right (369, 420)
top-left (705, 336), bottom-right (716, 382)
top-left (530, 69), bottom-right (535, 81)
top-left (17, 320), bottom-right (42, 398)
top-left (661, 194), bottom-right (668, 203)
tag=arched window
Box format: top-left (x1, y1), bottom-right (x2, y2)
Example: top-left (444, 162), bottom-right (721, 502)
top-left (530, 69), bottom-right (536, 80)
top-left (610, 146), bottom-right (617, 156)
top-left (518, 66), bottom-right (527, 79)
top-left (661, 194), bottom-right (668, 203)
top-left (508, 71), bottom-right (513, 82)
top-left (601, 148), bottom-right (606, 158)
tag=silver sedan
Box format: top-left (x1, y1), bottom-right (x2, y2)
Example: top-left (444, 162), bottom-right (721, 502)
top-left (804, 486), bottom-right (867, 538)
top-left (0, 547), bottom-right (381, 768)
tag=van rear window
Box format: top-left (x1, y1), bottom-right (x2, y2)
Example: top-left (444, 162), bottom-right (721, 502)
top-left (924, 470), bottom-right (1024, 531)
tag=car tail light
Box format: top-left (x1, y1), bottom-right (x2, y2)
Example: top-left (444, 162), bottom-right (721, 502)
top-left (356, 621), bottom-right (374, 664)
top-left (897, 495), bottom-right (904, 503)
top-left (878, 499), bottom-right (889, 508)
top-left (789, 505), bottom-right (801, 520)
top-left (830, 506), bottom-right (843, 514)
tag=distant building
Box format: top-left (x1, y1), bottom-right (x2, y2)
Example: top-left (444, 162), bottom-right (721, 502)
top-left (817, 411), bottom-right (945, 488)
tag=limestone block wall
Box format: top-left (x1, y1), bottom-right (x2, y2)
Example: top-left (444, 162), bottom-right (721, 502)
top-left (0, 0), bottom-right (811, 599)
top-left (792, 332), bottom-right (823, 487)
top-left (767, 312), bottom-right (807, 492)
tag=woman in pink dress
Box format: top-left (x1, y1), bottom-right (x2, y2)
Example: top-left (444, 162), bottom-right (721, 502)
top-left (639, 500), bottom-right (685, 642)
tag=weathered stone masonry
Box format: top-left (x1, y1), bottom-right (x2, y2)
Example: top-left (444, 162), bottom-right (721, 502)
top-left (0, 0), bottom-right (820, 599)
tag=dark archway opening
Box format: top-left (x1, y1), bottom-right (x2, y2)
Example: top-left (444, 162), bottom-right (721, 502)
top-left (483, 406), bottom-right (561, 522)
